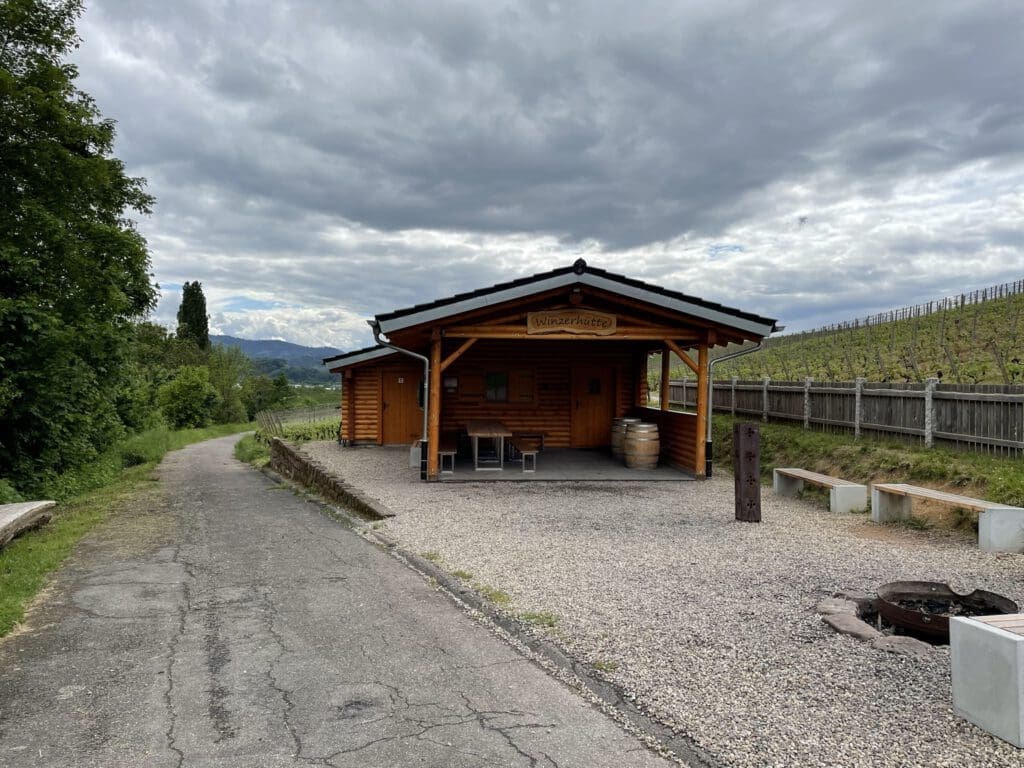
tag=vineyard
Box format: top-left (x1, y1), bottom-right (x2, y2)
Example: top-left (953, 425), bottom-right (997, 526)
top-left (704, 279), bottom-right (1024, 384)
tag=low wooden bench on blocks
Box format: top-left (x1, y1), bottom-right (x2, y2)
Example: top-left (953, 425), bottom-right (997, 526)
top-left (772, 468), bottom-right (867, 514)
top-left (438, 432), bottom-right (459, 474)
top-left (510, 434), bottom-right (543, 473)
top-left (1, 501), bottom-right (56, 549)
top-left (951, 614), bottom-right (1024, 748)
top-left (871, 483), bottom-right (1024, 553)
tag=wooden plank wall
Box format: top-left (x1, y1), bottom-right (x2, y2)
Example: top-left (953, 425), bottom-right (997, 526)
top-left (632, 406), bottom-right (698, 474)
top-left (344, 367), bottom-right (387, 442)
top-left (442, 340), bottom-right (639, 448)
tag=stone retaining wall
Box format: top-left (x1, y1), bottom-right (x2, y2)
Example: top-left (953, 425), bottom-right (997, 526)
top-left (268, 438), bottom-right (389, 520)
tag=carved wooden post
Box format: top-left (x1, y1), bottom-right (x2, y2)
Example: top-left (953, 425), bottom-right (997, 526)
top-left (734, 423), bottom-right (761, 522)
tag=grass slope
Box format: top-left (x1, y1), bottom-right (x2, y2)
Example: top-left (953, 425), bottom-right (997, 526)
top-left (707, 290), bottom-right (1024, 384)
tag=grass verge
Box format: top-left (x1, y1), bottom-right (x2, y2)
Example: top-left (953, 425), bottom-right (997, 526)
top-left (0, 422), bottom-right (251, 637)
top-left (234, 434), bottom-right (271, 467)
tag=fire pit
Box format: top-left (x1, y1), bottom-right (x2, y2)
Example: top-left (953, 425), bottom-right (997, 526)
top-left (876, 581), bottom-right (1019, 644)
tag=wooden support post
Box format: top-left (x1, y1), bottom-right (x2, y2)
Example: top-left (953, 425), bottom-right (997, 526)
top-left (695, 344), bottom-right (709, 476)
top-left (427, 332), bottom-right (442, 480)
top-left (660, 348), bottom-right (670, 411)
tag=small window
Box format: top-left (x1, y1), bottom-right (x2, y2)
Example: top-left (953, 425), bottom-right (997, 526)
top-left (485, 372), bottom-right (508, 402)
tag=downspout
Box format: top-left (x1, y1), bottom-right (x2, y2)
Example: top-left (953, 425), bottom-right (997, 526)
top-left (369, 319), bottom-right (430, 480)
top-left (704, 341), bottom-right (763, 479)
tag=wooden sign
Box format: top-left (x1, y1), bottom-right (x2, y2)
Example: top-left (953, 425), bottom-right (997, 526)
top-left (526, 310), bottom-right (616, 335)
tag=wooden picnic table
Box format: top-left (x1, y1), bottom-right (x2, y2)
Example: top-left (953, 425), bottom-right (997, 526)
top-left (465, 420), bottom-right (513, 471)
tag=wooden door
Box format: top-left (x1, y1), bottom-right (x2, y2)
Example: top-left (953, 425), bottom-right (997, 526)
top-left (571, 365), bottom-right (614, 447)
top-left (381, 369), bottom-right (422, 444)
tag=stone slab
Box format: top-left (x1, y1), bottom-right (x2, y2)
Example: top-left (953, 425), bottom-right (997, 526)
top-left (822, 612), bottom-right (882, 641)
top-left (0, 501), bottom-right (56, 548)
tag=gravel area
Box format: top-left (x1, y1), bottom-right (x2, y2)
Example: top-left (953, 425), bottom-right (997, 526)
top-left (302, 442), bottom-right (1024, 768)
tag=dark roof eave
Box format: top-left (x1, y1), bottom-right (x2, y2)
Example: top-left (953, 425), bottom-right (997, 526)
top-left (375, 262), bottom-right (778, 339)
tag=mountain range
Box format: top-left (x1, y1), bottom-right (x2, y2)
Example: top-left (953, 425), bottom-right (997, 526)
top-left (212, 335), bottom-right (341, 385)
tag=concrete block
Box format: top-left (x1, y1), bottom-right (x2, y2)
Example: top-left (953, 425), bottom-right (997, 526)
top-left (871, 487), bottom-right (912, 523)
top-left (979, 508), bottom-right (1024, 554)
top-left (773, 470), bottom-right (803, 498)
top-left (951, 616), bottom-right (1024, 748)
top-left (830, 484), bottom-right (868, 514)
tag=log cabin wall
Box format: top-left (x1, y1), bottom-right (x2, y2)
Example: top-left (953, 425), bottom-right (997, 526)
top-left (342, 360), bottom-right (422, 443)
top-left (439, 339), bottom-right (638, 448)
top-left (632, 406), bottom-right (699, 474)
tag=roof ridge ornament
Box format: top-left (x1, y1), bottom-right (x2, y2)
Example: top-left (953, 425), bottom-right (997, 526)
top-left (572, 258), bottom-right (587, 274)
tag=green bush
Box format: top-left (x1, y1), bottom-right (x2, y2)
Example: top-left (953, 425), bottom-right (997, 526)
top-left (279, 419), bottom-right (339, 443)
top-left (157, 366), bottom-right (221, 428)
top-left (0, 479), bottom-right (24, 504)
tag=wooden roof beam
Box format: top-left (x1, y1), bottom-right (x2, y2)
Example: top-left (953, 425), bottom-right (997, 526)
top-left (440, 338), bottom-right (477, 372)
top-left (665, 339), bottom-right (699, 374)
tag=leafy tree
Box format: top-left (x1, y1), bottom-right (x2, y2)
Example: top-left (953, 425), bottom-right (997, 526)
top-left (176, 280), bottom-right (210, 350)
top-left (157, 366), bottom-right (220, 429)
top-left (207, 343), bottom-right (250, 423)
top-left (273, 373), bottom-right (291, 402)
top-left (0, 0), bottom-right (156, 492)
top-left (241, 375), bottom-right (279, 420)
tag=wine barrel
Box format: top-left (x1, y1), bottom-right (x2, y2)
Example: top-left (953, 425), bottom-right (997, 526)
top-left (624, 422), bottom-right (660, 470)
top-left (611, 417), bottom-right (641, 459)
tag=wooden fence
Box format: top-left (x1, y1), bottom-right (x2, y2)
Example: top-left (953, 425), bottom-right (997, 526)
top-left (255, 405), bottom-right (340, 437)
top-left (668, 378), bottom-right (1024, 457)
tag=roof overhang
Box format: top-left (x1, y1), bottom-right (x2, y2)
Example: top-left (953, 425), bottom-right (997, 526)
top-left (322, 345), bottom-right (396, 371)
top-left (377, 270), bottom-right (777, 339)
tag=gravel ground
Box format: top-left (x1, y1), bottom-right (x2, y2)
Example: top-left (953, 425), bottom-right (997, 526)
top-left (302, 442), bottom-right (1024, 768)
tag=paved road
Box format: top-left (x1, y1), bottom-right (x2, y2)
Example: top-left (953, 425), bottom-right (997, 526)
top-left (0, 436), bottom-right (673, 767)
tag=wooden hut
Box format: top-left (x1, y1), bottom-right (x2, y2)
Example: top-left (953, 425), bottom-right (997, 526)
top-left (324, 260), bottom-right (778, 480)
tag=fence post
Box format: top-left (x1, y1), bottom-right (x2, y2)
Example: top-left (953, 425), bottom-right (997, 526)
top-left (924, 377), bottom-right (938, 448)
top-left (804, 377), bottom-right (812, 429)
top-left (682, 377), bottom-right (688, 408)
top-left (762, 377), bottom-right (770, 422)
top-left (731, 377), bottom-right (737, 417)
top-left (854, 377), bottom-right (865, 439)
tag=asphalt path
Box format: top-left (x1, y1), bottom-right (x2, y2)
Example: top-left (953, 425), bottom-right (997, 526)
top-left (0, 435), bottom-right (674, 767)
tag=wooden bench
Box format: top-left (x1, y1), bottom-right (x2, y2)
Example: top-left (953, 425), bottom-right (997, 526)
top-left (438, 432), bottom-right (458, 474)
top-left (1, 501), bottom-right (55, 549)
top-left (772, 468), bottom-right (867, 514)
top-left (872, 483), bottom-right (1024, 552)
top-left (510, 435), bottom-right (543, 473)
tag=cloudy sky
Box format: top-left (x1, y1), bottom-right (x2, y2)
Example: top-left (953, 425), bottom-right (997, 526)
top-left (73, 0), bottom-right (1023, 350)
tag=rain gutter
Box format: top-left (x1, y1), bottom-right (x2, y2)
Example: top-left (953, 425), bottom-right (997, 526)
top-left (369, 319), bottom-right (430, 479)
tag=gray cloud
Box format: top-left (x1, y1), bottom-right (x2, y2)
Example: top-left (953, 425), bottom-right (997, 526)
top-left (72, 0), bottom-right (1024, 346)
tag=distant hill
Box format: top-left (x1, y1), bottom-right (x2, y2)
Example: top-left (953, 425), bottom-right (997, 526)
top-left (212, 335), bottom-right (340, 385)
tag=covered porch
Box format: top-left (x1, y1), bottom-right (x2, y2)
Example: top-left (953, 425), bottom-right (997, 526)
top-left (324, 260), bottom-right (778, 481)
